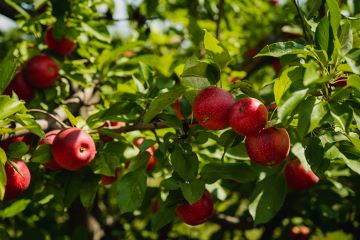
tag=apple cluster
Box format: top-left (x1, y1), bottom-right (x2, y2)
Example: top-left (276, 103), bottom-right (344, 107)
top-left (4, 26), bottom-right (76, 102)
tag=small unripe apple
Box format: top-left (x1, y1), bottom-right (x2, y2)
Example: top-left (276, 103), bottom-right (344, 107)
top-left (245, 127), bottom-right (290, 166)
top-left (39, 130), bottom-right (62, 170)
top-left (52, 128), bottom-right (96, 171)
top-left (4, 71), bottom-right (33, 102)
top-left (176, 190), bottom-right (214, 226)
top-left (100, 121), bottom-right (125, 142)
top-left (44, 27), bottom-right (77, 55)
top-left (193, 86), bottom-right (235, 130)
top-left (4, 160), bottom-right (31, 200)
top-left (133, 138), bottom-right (156, 172)
top-left (23, 54), bottom-right (59, 88)
top-left (229, 97), bottom-right (268, 136)
top-left (0, 135), bottom-right (33, 151)
top-left (100, 168), bottom-right (121, 186)
top-left (290, 225), bottom-right (310, 240)
top-left (284, 159), bottom-right (319, 190)
top-left (171, 97), bottom-right (183, 120)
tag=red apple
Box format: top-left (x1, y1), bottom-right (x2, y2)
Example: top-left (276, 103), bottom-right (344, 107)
top-left (171, 97), bottom-right (183, 120)
top-left (4, 160), bottom-right (31, 200)
top-left (229, 97), bottom-right (268, 136)
top-left (134, 138), bottom-right (156, 172)
top-left (270, 0), bottom-right (278, 6)
top-left (245, 47), bottom-right (258, 59)
top-left (290, 225), bottom-right (310, 240)
top-left (176, 190), bottom-right (214, 226)
top-left (272, 58), bottom-right (282, 73)
top-left (0, 135), bottom-right (33, 151)
top-left (100, 168), bottom-right (121, 186)
top-left (245, 127), bottom-right (290, 166)
top-left (52, 128), bottom-right (96, 171)
top-left (23, 54), bottom-right (59, 88)
top-left (151, 198), bottom-right (159, 214)
top-left (44, 27), bottom-right (77, 56)
top-left (100, 121), bottom-right (125, 142)
top-left (4, 71), bottom-right (33, 101)
top-left (192, 86), bottom-right (235, 130)
top-left (39, 130), bottom-right (62, 170)
top-left (284, 159), bottom-right (319, 190)
top-left (332, 77), bottom-right (347, 87)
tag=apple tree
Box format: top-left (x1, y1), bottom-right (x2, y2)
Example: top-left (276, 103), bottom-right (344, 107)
top-left (0, 0), bottom-right (360, 239)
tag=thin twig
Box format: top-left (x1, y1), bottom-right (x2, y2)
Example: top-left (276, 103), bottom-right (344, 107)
top-left (28, 109), bottom-right (69, 129)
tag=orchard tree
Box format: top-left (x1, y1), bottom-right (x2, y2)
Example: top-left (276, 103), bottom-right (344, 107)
top-left (0, 0), bottom-right (360, 239)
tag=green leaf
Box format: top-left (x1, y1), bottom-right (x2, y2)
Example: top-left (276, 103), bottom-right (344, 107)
top-left (62, 171), bottom-right (84, 208)
top-left (315, 16), bottom-right (330, 53)
top-left (203, 30), bottom-right (231, 69)
top-left (344, 49), bottom-right (360, 74)
top-left (171, 145), bottom-right (199, 181)
top-left (144, 85), bottom-right (187, 123)
top-left (0, 199), bottom-right (31, 218)
top-left (296, 96), bottom-right (316, 138)
top-left (330, 103), bottom-right (353, 133)
top-left (80, 171), bottom-right (100, 208)
top-left (0, 96), bottom-right (26, 121)
top-left (151, 201), bottom-right (177, 231)
top-left (274, 66), bottom-right (295, 105)
top-left (303, 61), bottom-right (320, 86)
top-left (0, 50), bottom-right (17, 94)
top-left (249, 174), bottom-right (286, 225)
top-left (201, 162), bottom-right (258, 184)
top-left (7, 142), bottom-right (29, 159)
top-left (278, 89), bottom-right (308, 123)
top-left (0, 148), bottom-right (6, 200)
top-left (305, 137), bottom-right (329, 174)
top-left (4, 0), bottom-right (30, 19)
top-left (61, 105), bottom-right (78, 126)
top-left (256, 42), bottom-right (316, 59)
top-left (161, 176), bottom-right (183, 191)
top-left (31, 144), bottom-right (53, 164)
top-left (181, 58), bottom-right (218, 89)
top-left (339, 20), bottom-right (353, 55)
top-left (81, 22), bottom-right (111, 43)
top-left (308, 100), bottom-right (329, 133)
top-left (347, 75), bottom-right (360, 91)
top-left (218, 129), bottom-right (244, 148)
top-left (326, 0), bottom-right (341, 36)
top-left (116, 169), bottom-right (147, 213)
top-left (180, 179), bottom-right (205, 204)
top-left (127, 151), bottom-right (151, 172)
top-left (291, 142), bottom-right (311, 171)
top-left (91, 142), bottom-right (123, 176)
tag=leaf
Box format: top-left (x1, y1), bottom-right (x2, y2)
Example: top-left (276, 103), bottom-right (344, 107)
top-left (249, 174), bottom-right (286, 225)
top-left (296, 96), bottom-right (316, 138)
top-left (305, 137), bottom-right (329, 174)
top-left (0, 50), bottom-right (17, 94)
top-left (331, 144), bottom-right (360, 174)
top-left (339, 20), bottom-right (353, 55)
top-left (180, 179), bottom-right (205, 204)
top-left (218, 129), bottom-right (244, 148)
top-left (80, 171), bottom-right (100, 208)
top-left (116, 169), bottom-right (147, 213)
top-left (303, 61), bottom-right (320, 86)
top-left (278, 89), bottom-right (308, 123)
top-left (181, 58), bottom-right (218, 89)
top-left (0, 148), bottom-right (6, 200)
top-left (161, 176), bottom-right (183, 191)
top-left (4, 0), bottom-right (30, 19)
top-left (0, 199), bottom-right (31, 218)
top-left (344, 48), bottom-right (360, 74)
top-left (91, 142), bottom-right (123, 176)
top-left (308, 100), bottom-right (329, 133)
top-left (291, 142), bottom-right (311, 171)
top-left (144, 85), bottom-right (187, 123)
top-left (203, 30), bottom-right (231, 69)
top-left (171, 145), bottom-right (199, 181)
top-left (127, 151), bottom-right (151, 172)
top-left (347, 75), bottom-right (360, 92)
top-left (201, 162), bottom-right (258, 184)
top-left (315, 16), bottom-right (330, 53)
top-left (81, 22), bottom-right (111, 43)
top-left (326, 0), bottom-right (341, 36)
top-left (256, 41), bottom-right (316, 59)
top-left (274, 66), bottom-right (295, 105)
top-left (61, 105), bottom-right (78, 126)
top-left (0, 96), bottom-right (26, 121)
top-left (7, 142), bottom-right (29, 159)
top-left (151, 201), bottom-right (177, 231)
top-left (62, 171), bottom-right (84, 208)
top-left (330, 103), bottom-right (353, 133)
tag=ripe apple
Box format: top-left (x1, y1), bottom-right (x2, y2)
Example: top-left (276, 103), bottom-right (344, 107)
top-left (4, 71), bottom-right (33, 102)
top-left (192, 86), bottom-right (235, 130)
top-left (272, 58), bottom-right (282, 73)
top-left (100, 121), bottom-right (125, 142)
top-left (229, 97), bottom-right (268, 136)
top-left (44, 27), bottom-right (77, 55)
top-left (0, 135), bottom-right (33, 151)
top-left (151, 198), bottom-right (159, 214)
top-left (39, 129), bottom-right (62, 170)
top-left (245, 127), bottom-right (290, 166)
top-left (52, 128), bottom-right (96, 171)
top-left (134, 138), bottom-right (156, 172)
top-left (290, 225), bottom-right (310, 240)
top-left (176, 190), bottom-right (214, 226)
top-left (245, 47), bottom-right (258, 59)
top-left (100, 168), bottom-right (121, 186)
top-left (270, 0), bottom-right (278, 6)
top-left (23, 54), bottom-right (59, 88)
top-left (4, 160), bottom-right (31, 200)
top-left (171, 97), bottom-right (183, 120)
top-left (284, 159), bottom-right (319, 190)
